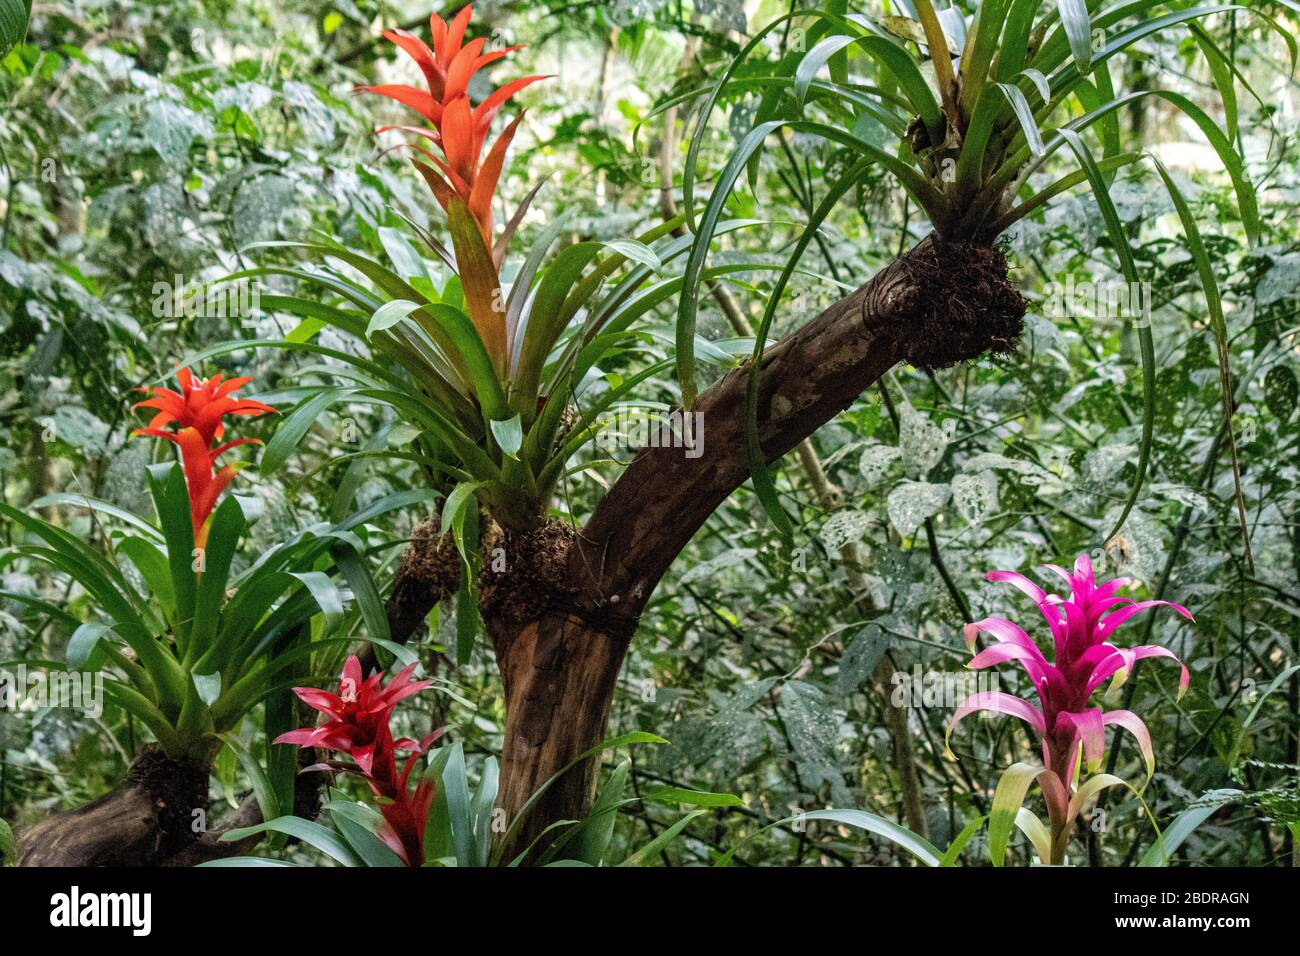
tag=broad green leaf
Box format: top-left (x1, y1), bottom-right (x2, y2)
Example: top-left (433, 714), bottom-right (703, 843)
top-left (0, 0), bottom-right (30, 56)
top-left (490, 414), bottom-right (523, 458)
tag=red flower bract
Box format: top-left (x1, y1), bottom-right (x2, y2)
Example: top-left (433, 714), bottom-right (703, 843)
top-left (275, 656), bottom-right (442, 866)
top-left (132, 368), bottom-right (275, 547)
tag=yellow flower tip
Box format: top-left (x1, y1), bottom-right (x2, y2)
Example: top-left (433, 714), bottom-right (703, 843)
top-left (1104, 669), bottom-right (1129, 703)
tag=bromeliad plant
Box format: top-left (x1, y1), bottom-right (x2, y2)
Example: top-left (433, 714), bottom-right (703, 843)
top-left (673, 1), bottom-right (1289, 542)
top-left (214, 655), bottom-right (459, 867)
top-left (0, 369), bottom-right (385, 771)
top-left (210, 659), bottom-right (728, 867)
top-left (273, 656), bottom-right (442, 865)
top-left (947, 553), bottom-right (1191, 865)
top-left (230, 4), bottom-right (773, 543)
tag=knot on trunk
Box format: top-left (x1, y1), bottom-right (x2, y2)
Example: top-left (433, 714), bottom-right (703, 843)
top-left (386, 514), bottom-right (462, 644)
top-left (128, 747), bottom-right (211, 843)
top-left (480, 519), bottom-right (580, 654)
top-left (886, 238), bottom-right (1025, 369)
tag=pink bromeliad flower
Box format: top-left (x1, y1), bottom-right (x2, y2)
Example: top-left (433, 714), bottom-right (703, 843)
top-left (947, 553), bottom-right (1192, 864)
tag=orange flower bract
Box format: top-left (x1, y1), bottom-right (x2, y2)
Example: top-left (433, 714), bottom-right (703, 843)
top-left (357, 4), bottom-right (545, 250)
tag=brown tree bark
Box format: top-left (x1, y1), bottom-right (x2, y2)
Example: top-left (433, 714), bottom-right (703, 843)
top-left (18, 733), bottom-right (322, 866)
top-left (17, 748), bottom-right (209, 866)
top-left (490, 611), bottom-right (630, 861)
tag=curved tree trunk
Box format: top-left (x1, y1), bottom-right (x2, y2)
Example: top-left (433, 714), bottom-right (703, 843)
top-left (18, 740), bottom-right (320, 867)
top-left (18, 748), bottom-right (209, 866)
top-left (486, 234), bottom-right (1022, 858)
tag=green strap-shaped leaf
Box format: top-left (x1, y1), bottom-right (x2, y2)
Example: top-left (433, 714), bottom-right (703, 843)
top-left (998, 82), bottom-right (1046, 156)
top-left (217, 732), bottom-right (281, 825)
top-left (66, 622), bottom-right (114, 671)
top-left (30, 493), bottom-right (165, 543)
top-left (681, 9), bottom-right (821, 231)
top-left (618, 810), bottom-right (706, 866)
top-left (643, 786), bottom-right (745, 808)
top-left (740, 156), bottom-right (879, 543)
top-left (940, 814), bottom-right (988, 866)
top-left (512, 241), bottom-right (602, 413)
top-left (452, 497), bottom-right (481, 667)
top-left (471, 756), bottom-right (500, 867)
top-left (1150, 156), bottom-right (1255, 574)
top-left (116, 537), bottom-right (176, 619)
top-left (260, 388), bottom-right (351, 477)
top-left (795, 34), bottom-right (943, 142)
top-left (553, 761), bottom-right (630, 864)
top-left (489, 414), bottom-right (523, 458)
top-left (988, 762), bottom-right (1049, 866)
top-left (221, 816), bottom-right (362, 867)
top-left (1138, 790), bottom-right (1240, 866)
top-left (1067, 772), bottom-right (1134, 823)
top-left (492, 732), bottom-right (668, 865)
top-left (331, 542), bottom-right (390, 644)
top-left (1057, 129), bottom-right (1152, 545)
top-left (439, 742), bottom-right (475, 866)
top-left (1056, 0), bottom-right (1093, 73)
top-left (289, 571), bottom-right (344, 633)
top-left (1014, 807), bottom-right (1053, 864)
top-left (187, 495), bottom-right (247, 670)
top-left (714, 807), bottom-right (941, 867)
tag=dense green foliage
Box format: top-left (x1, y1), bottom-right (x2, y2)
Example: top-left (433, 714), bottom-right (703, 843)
top-left (1, 1), bottom-right (1297, 866)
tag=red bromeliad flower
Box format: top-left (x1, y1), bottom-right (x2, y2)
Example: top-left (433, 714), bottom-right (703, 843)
top-left (275, 656), bottom-right (442, 866)
top-left (947, 553), bottom-right (1192, 863)
top-left (358, 4), bottom-right (544, 253)
top-left (132, 369), bottom-right (275, 547)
